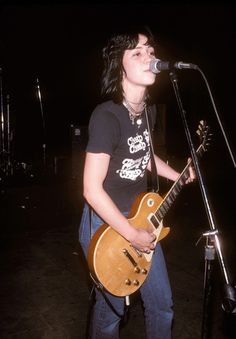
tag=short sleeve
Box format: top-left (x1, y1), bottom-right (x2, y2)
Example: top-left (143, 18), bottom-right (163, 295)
top-left (86, 106), bottom-right (121, 155)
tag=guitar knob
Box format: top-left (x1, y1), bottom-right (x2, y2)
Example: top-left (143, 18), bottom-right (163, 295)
top-left (134, 267), bottom-right (140, 273)
top-left (141, 268), bottom-right (147, 274)
top-left (133, 279), bottom-right (139, 286)
top-left (125, 279), bottom-right (131, 285)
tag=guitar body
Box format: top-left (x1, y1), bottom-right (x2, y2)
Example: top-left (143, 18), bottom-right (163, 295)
top-left (87, 191), bottom-right (170, 297)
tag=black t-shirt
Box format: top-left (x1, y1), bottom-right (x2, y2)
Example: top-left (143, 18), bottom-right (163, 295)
top-left (86, 100), bottom-right (155, 212)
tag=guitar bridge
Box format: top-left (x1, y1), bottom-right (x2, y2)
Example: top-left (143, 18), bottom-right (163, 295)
top-left (129, 245), bottom-right (142, 257)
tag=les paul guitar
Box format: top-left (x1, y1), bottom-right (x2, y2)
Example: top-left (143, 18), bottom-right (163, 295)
top-left (88, 120), bottom-right (211, 297)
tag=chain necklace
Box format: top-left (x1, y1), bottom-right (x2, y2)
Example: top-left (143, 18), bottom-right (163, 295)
top-left (123, 98), bottom-right (146, 127)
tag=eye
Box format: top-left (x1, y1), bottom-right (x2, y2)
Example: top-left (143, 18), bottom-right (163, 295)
top-left (149, 49), bottom-right (155, 57)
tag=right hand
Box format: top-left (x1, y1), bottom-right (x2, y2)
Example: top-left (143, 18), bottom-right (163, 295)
top-left (127, 227), bottom-right (156, 253)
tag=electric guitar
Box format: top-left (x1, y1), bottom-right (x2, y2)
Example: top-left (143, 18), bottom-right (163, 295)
top-left (88, 120), bottom-right (211, 297)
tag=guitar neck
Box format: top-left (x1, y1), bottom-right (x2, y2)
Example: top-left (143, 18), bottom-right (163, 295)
top-left (153, 144), bottom-right (203, 223)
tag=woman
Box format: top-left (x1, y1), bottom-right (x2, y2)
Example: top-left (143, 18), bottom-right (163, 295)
top-left (79, 26), bottom-right (195, 339)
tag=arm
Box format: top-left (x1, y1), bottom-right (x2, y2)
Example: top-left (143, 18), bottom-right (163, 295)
top-left (147, 154), bottom-right (180, 181)
top-left (83, 152), bottom-right (156, 252)
top-left (147, 154), bottom-right (195, 183)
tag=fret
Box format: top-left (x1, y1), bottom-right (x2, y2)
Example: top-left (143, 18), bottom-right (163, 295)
top-left (150, 214), bottom-right (161, 228)
top-left (172, 186), bottom-right (180, 197)
top-left (155, 163), bottom-right (189, 222)
top-left (162, 201), bottom-right (170, 213)
top-left (166, 195), bottom-right (174, 206)
top-left (179, 178), bottom-right (185, 186)
top-left (182, 171), bottom-right (189, 181)
top-left (159, 204), bottom-right (167, 215)
top-left (156, 209), bottom-right (164, 219)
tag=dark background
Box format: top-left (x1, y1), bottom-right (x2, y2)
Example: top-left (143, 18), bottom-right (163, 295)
top-left (0, 3), bottom-right (235, 338)
top-left (0, 1), bottom-right (235, 166)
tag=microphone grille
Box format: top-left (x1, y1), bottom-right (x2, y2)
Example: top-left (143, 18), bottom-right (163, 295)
top-left (150, 59), bottom-right (170, 73)
top-left (149, 59), bottom-right (160, 74)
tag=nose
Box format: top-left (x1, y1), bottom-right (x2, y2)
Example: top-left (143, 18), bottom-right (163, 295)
top-left (145, 51), bottom-right (155, 62)
top-left (144, 54), bottom-right (154, 68)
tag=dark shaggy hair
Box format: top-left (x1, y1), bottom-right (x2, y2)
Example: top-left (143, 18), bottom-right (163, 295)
top-left (101, 26), bottom-right (157, 103)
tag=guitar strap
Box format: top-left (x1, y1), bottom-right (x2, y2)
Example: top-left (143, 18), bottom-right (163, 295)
top-left (145, 106), bottom-right (159, 193)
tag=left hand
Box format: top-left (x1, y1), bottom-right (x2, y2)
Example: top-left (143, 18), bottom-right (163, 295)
top-left (185, 158), bottom-right (196, 184)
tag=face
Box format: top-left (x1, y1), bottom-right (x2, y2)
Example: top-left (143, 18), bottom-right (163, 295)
top-left (122, 34), bottom-right (157, 90)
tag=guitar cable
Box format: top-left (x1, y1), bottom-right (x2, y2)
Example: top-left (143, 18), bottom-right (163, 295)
top-left (89, 273), bottom-right (130, 320)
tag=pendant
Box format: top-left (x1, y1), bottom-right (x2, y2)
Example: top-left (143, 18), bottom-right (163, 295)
top-left (136, 118), bottom-right (142, 127)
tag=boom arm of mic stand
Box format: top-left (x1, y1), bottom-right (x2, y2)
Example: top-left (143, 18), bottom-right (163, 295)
top-left (169, 71), bottom-right (236, 314)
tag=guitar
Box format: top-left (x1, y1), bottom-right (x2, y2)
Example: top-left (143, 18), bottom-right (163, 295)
top-left (88, 120), bottom-right (211, 297)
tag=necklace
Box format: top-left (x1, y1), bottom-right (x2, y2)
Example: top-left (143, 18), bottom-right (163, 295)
top-left (123, 98), bottom-right (146, 127)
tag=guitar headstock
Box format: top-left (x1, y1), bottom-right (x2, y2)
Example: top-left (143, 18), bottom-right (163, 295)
top-left (196, 120), bottom-right (212, 152)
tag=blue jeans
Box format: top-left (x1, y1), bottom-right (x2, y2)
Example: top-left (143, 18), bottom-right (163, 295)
top-left (79, 203), bottom-right (173, 339)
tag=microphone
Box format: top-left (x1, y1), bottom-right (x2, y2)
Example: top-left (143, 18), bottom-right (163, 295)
top-left (150, 59), bottom-right (198, 73)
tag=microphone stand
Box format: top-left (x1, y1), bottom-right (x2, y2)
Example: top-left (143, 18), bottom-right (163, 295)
top-left (168, 70), bottom-right (236, 339)
top-left (0, 67), bottom-right (5, 172)
top-left (36, 78), bottom-right (46, 171)
top-left (6, 94), bottom-right (13, 176)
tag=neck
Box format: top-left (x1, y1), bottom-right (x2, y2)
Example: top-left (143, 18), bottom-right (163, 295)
top-left (122, 83), bottom-right (146, 106)
top-left (123, 94), bottom-right (146, 112)
top-left (123, 97), bottom-right (146, 115)
top-left (125, 97), bottom-right (145, 105)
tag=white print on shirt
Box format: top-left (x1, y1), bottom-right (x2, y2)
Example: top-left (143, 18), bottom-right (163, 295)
top-left (128, 134), bottom-right (145, 154)
top-left (143, 129), bottom-right (150, 145)
top-left (117, 158), bottom-right (143, 180)
top-left (142, 149), bottom-right (150, 169)
top-left (116, 129), bottom-right (151, 181)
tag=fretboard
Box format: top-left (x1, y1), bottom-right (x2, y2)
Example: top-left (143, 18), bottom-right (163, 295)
top-left (151, 143), bottom-right (204, 227)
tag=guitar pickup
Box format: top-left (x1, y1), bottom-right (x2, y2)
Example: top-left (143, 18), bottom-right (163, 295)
top-left (122, 248), bottom-right (138, 268)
